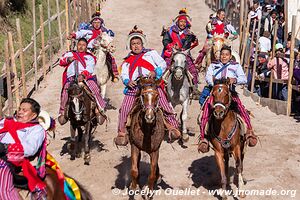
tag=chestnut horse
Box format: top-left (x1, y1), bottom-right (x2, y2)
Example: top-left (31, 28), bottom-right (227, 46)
top-left (127, 77), bottom-right (164, 199)
top-left (208, 79), bottom-right (246, 199)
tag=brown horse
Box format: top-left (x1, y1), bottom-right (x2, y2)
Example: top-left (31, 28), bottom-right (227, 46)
top-left (18, 166), bottom-right (92, 200)
top-left (67, 78), bottom-right (97, 165)
top-left (208, 79), bottom-right (246, 199)
top-left (127, 77), bottom-right (164, 199)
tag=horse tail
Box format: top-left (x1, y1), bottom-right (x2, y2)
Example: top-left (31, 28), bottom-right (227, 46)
top-left (64, 173), bottom-right (93, 200)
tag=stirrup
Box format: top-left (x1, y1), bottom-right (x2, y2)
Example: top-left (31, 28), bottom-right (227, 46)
top-left (198, 138), bottom-right (209, 153)
top-left (245, 130), bottom-right (258, 147)
top-left (114, 135), bottom-right (129, 146)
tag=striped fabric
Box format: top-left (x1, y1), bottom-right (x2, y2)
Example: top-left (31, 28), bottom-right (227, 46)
top-left (118, 87), bottom-right (179, 133)
top-left (199, 95), bottom-right (252, 139)
top-left (106, 53), bottom-right (119, 76)
top-left (0, 159), bottom-right (21, 200)
top-left (59, 78), bottom-right (106, 114)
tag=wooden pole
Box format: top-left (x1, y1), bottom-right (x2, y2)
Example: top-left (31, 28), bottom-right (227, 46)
top-left (47, 0), bottom-right (53, 72)
top-left (88, 0), bottom-right (92, 19)
top-left (73, 0), bottom-right (78, 30)
top-left (241, 14), bottom-right (251, 67)
top-left (32, 0), bottom-right (38, 91)
top-left (8, 32), bottom-right (20, 108)
top-left (251, 19), bottom-right (262, 93)
top-left (239, 0), bottom-right (244, 37)
top-left (268, 20), bottom-right (278, 99)
top-left (65, 0), bottom-right (70, 51)
top-left (4, 40), bottom-right (13, 116)
top-left (246, 19), bottom-right (257, 80)
top-left (39, 5), bottom-right (46, 79)
top-left (16, 19), bottom-right (27, 98)
top-left (287, 15), bottom-right (296, 116)
top-left (56, 0), bottom-right (63, 49)
top-left (284, 0), bottom-right (288, 42)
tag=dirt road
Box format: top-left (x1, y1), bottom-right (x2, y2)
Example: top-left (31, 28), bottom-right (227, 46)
top-left (32, 0), bottom-right (300, 199)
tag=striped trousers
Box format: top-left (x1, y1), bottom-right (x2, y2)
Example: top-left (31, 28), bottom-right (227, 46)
top-left (59, 78), bottom-right (106, 114)
top-left (0, 159), bottom-right (21, 200)
top-left (118, 88), bottom-right (179, 133)
top-left (200, 95), bottom-right (252, 139)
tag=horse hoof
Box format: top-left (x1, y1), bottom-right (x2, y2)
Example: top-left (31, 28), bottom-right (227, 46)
top-left (239, 193), bottom-right (246, 198)
top-left (84, 154), bottom-right (91, 165)
top-left (181, 133), bottom-right (189, 142)
top-left (70, 155), bottom-right (75, 160)
top-left (129, 183), bottom-right (139, 191)
top-left (156, 174), bottom-right (162, 185)
top-left (76, 152), bottom-right (82, 158)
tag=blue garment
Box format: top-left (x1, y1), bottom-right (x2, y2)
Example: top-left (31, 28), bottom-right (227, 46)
top-left (199, 85), bottom-right (212, 106)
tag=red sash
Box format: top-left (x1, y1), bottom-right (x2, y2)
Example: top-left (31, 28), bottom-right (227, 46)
top-left (212, 22), bottom-right (225, 35)
top-left (87, 29), bottom-right (101, 44)
top-left (0, 119), bottom-right (46, 191)
top-left (170, 31), bottom-right (186, 49)
top-left (125, 53), bottom-right (155, 80)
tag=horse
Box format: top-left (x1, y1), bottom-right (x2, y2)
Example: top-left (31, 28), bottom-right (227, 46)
top-left (207, 78), bottom-right (246, 199)
top-left (66, 77), bottom-right (97, 165)
top-left (127, 77), bottom-right (164, 199)
top-left (166, 49), bottom-right (191, 142)
top-left (206, 34), bottom-right (240, 67)
top-left (18, 166), bottom-right (92, 200)
top-left (94, 32), bottom-right (116, 98)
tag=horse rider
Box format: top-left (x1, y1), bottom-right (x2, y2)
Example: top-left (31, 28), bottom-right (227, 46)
top-left (198, 46), bottom-right (258, 153)
top-left (161, 8), bottom-right (200, 95)
top-left (0, 98), bottom-right (47, 199)
top-left (58, 38), bottom-right (106, 126)
top-left (195, 9), bottom-right (238, 66)
top-left (114, 26), bottom-right (181, 146)
top-left (67, 10), bottom-right (119, 82)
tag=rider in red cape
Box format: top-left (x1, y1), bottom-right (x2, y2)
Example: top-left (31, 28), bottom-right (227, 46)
top-left (114, 26), bottom-right (181, 146)
top-left (68, 10), bottom-right (119, 82)
top-left (0, 98), bottom-right (47, 200)
top-left (198, 46), bottom-right (258, 153)
top-left (162, 8), bottom-right (200, 95)
top-left (58, 38), bottom-right (106, 125)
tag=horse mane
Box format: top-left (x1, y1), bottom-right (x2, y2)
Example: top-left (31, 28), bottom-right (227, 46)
top-left (64, 173), bottom-right (93, 200)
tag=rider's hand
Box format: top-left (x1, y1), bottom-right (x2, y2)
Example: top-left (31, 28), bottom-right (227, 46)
top-left (148, 71), bottom-right (156, 79)
top-left (128, 80), bottom-right (137, 88)
top-left (229, 78), bottom-right (237, 84)
top-left (112, 76), bottom-right (119, 83)
top-left (67, 57), bottom-right (74, 63)
top-left (67, 33), bottom-right (75, 40)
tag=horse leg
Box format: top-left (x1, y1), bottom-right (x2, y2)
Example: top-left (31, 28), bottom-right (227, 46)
top-left (69, 124), bottom-right (76, 160)
top-left (100, 84), bottom-right (106, 98)
top-left (156, 164), bottom-right (162, 185)
top-left (181, 99), bottom-right (189, 142)
top-left (233, 144), bottom-right (246, 198)
top-left (83, 122), bottom-right (91, 165)
top-left (129, 144), bottom-right (140, 191)
top-left (76, 127), bottom-right (83, 158)
top-left (143, 151), bottom-right (159, 200)
top-left (215, 151), bottom-right (228, 200)
top-left (224, 151), bottom-right (230, 185)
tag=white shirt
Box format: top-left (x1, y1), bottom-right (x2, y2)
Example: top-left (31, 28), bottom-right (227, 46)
top-left (259, 36), bottom-right (271, 52)
top-left (206, 61), bottom-right (247, 86)
top-left (75, 30), bottom-right (97, 49)
top-left (121, 50), bottom-right (167, 82)
top-left (60, 52), bottom-right (96, 78)
top-left (0, 119), bottom-right (45, 157)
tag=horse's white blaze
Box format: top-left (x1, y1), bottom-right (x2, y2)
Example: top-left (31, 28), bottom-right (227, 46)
top-left (213, 103), bottom-right (226, 110)
top-left (94, 32), bottom-right (115, 98)
top-left (73, 97), bottom-right (81, 120)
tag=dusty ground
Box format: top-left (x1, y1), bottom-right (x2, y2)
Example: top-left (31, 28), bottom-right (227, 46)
top-left (31, 0), bottom-right (300, 199)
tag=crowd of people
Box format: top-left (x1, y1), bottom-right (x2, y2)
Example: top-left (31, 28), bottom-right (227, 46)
top-left (245, 0), bottom-right (300, 102)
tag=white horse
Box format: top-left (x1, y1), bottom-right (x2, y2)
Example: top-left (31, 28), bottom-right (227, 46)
top-left (165, 49), bottom-right (191, 142)
top-left (94, 32), bottom-right (116, 98)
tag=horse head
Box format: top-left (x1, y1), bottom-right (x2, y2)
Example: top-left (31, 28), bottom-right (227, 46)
top-left (138, 77), bottom-right (160, 124)
top-left (212, 34), bottom-right (226, 60)
top-left (172, 49), bottom-right (189, 81)
top-left (211, 78), bottom-right (232, 119)
top-left (68, 81), bottom-right (85, 121)
top-left (96, 32), bottom-right (116, 53)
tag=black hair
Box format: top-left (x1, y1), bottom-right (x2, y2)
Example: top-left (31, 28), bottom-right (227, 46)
top-left (20, 98), bottom-right (41, 115)
top-left (270, 10), bottom-right (277, 16)
top-left (78, 37), bottom-right (88, 44)
top-left (221, 45), bottom-right (232, 54)
top-left (130, 36), bottom-right (143, 44)
top-left (217, 8), bottom-right (225, 15)
top-left (253, 0), bottom-right (259, 4)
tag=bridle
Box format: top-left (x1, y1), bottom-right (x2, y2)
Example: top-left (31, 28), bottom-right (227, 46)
top-left (212, 84), bottom-right (232, 115)
top-left (139, 86), bottom-right (159, 112)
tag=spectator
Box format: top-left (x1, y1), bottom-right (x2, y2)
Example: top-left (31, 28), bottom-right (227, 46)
top-left (294, 52), bottom-right (300, 86)
top-left (255, 52), bottom-right (270, 97)
top-left (259, 31), bottom-right (271, 52)
top-left (267, 43), bottom-right (289, 100)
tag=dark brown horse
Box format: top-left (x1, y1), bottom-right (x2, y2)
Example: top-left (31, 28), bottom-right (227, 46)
top-left (18, 166), bottom-right (92, 200)
top-left (127, 77), bottom-right (165, 199)
top-left (208, 79), bottom-right (246, 199)
top-left (67, 78), bottom-right (97, 165)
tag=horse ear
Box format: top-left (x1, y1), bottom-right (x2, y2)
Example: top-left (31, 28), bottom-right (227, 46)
top-left (226, 77), bottom-right (231, 85)
top-left (172, 47), bottom-right (178, 54)
top-left (183, 49), bottom-right (190, 55)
